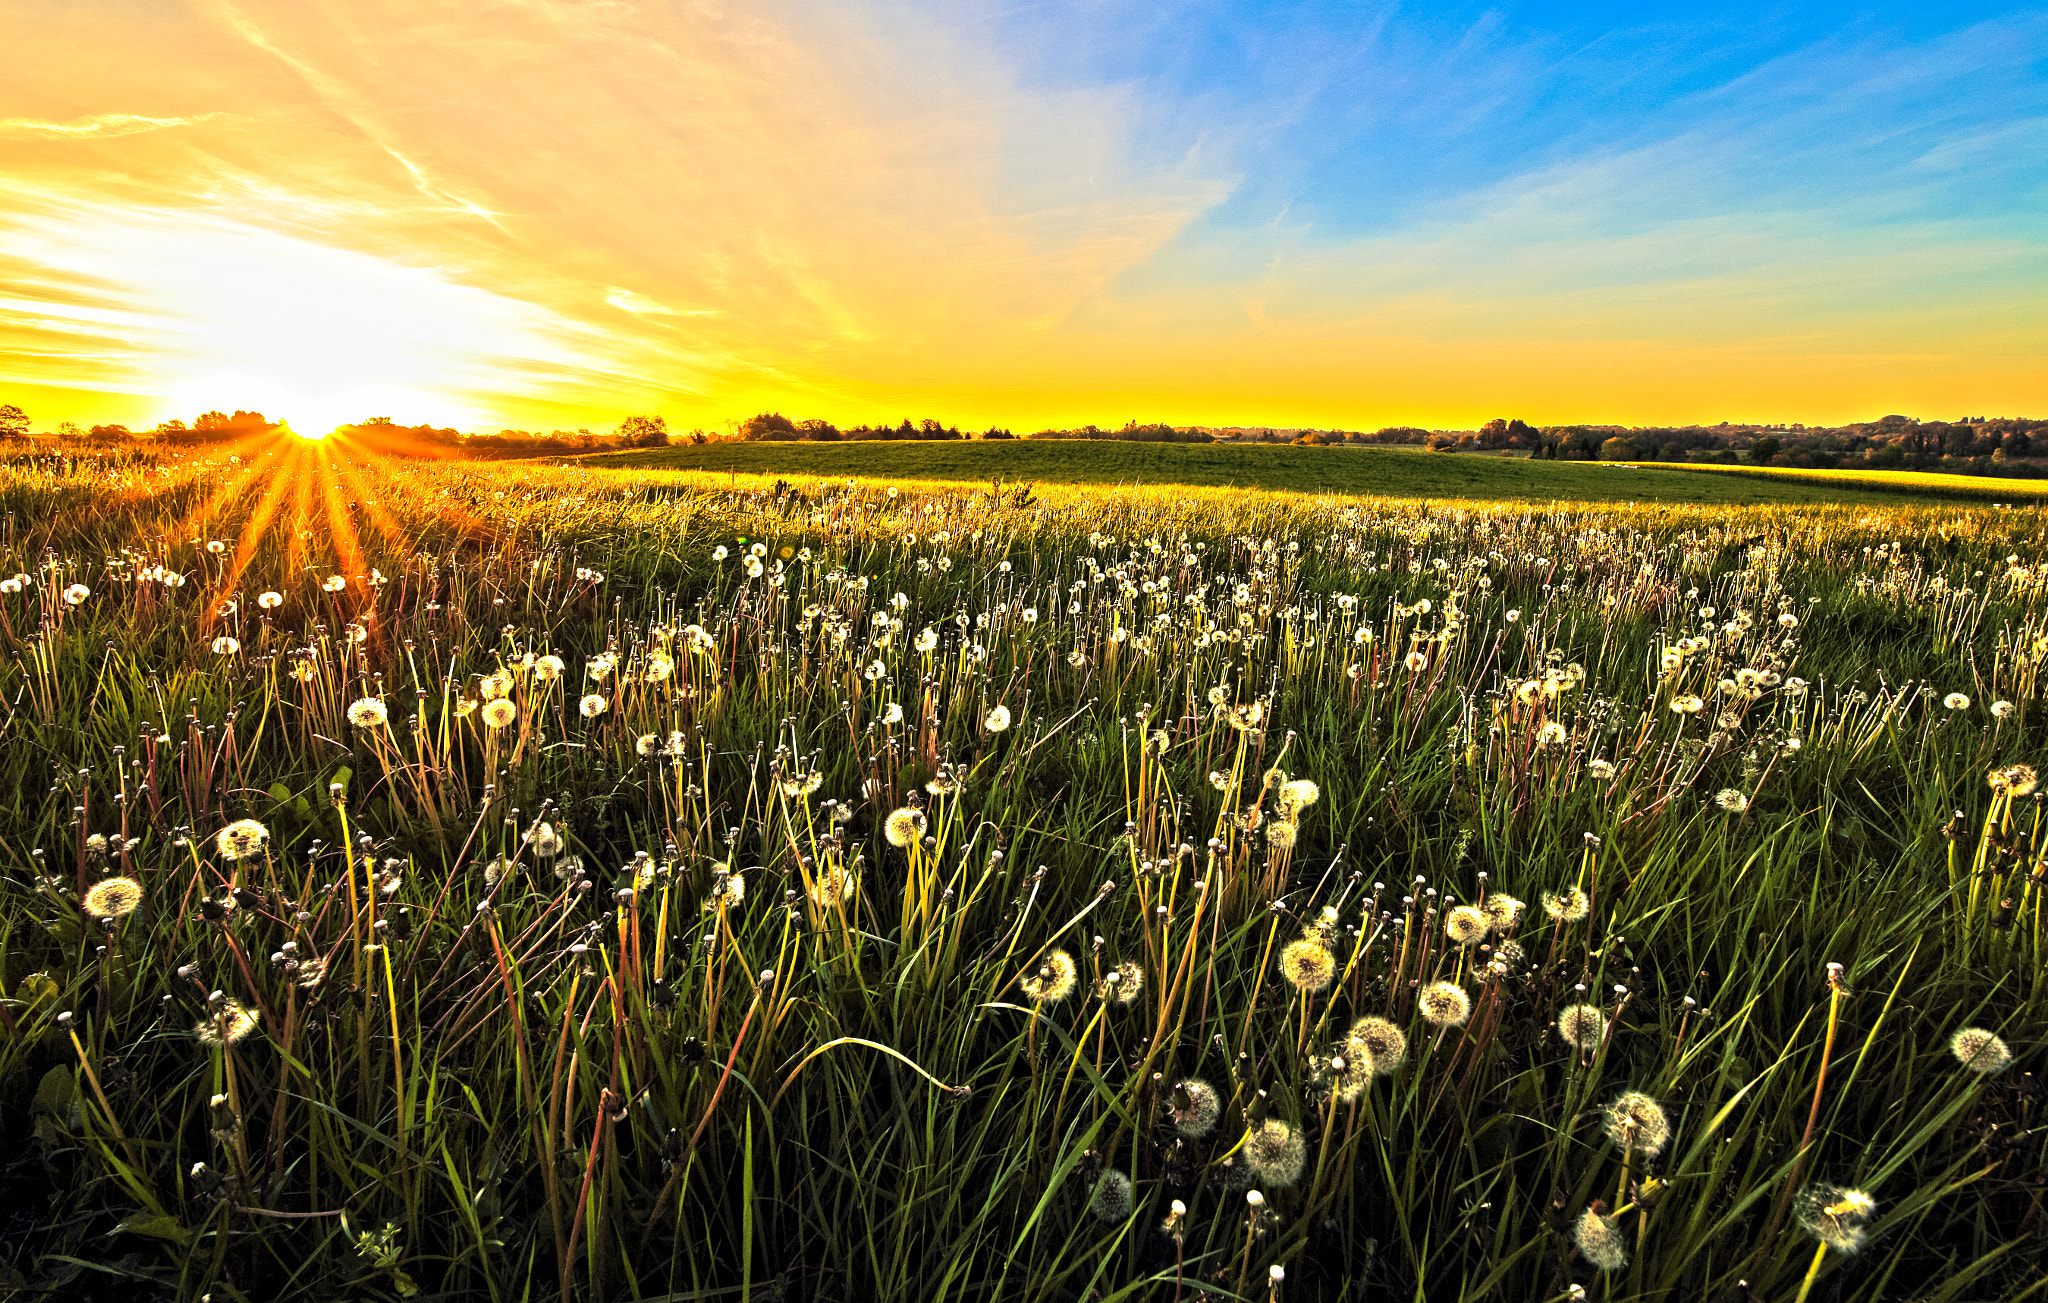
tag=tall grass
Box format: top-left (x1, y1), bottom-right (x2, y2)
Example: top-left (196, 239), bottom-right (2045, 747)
top-left (1, 450), bottom-right (2043, 1301)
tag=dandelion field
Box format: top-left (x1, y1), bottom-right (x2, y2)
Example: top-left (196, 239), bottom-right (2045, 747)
top-left (1, 450), bottom-right (2044, 1302)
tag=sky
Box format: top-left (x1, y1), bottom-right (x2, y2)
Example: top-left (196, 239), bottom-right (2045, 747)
top-left (1, 0), bottom-right (2043, 435)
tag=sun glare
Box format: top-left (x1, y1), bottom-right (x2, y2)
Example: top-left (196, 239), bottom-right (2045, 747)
top-left (15, 206), bottom-right (594, 435)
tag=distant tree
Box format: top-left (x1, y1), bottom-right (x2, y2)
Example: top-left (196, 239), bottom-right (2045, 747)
top-left (1599, 436), bottom-right (1636, 461)
top-left (739, 413), bottom-right (798, 442)
top-left (0, 404), bottom-right (28, 438)
top-left (1749, 436), bottom-right (1781, 464)
top-left (55, 421), bottom-right (84, 440)
top-left (796, 419), bottom-right (840, 442)
top-left (979, 427), bottom-right (1014, 440)
top-left (87, 424), bottom-right (132, 444)
top-left (619, 415), bottom-right (669, 447)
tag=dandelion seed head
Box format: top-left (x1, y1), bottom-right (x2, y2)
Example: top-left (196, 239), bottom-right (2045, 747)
top-left (1349, 1017), bottom-right (1407, 1074)
top-left (194, 998), bottom-right (260, 1046)
top-left (1795, 1184), bottom-right (1877, 1254)
top-left (1168, 1078), bottom-right (1221, 1137)
top-left (1714, 789), bottom-right (1750, 813)
top-left (578, 693), bottom-right (608, 718)
top-left (1019, 950), bottom-right (1078, 1002)
top-left (883, 806), bottom-right (926, 847)
top-left (346, 698), bottom-right (389, 728)
top-left (1950, 1027), bottom-right (2012, 1075)
top-left (1944, 692), bottom-right (1971, 710)
top-left (1417, 981), bottom-right (1472, 1027)
top-left (1244, 1118), bottom-right (1307, 1187)
top-left (1278, 937), bottom-right (1336, 992)
top-left (83, 876), bottom-right (143, 919)
top-left (1556, 1004), bottom-right (1607, 1050)
top-left (1542, 887), bottom-right (1591, 922)
top-left (1444, 905), bottom-right (1490, 946)
top-left (482, 699), bottom-right (519, 729)
top-left (216, 818), bottom-right (270, 861)
top-left (985, 704), bottom-right (1012, 732)
top-left (1602, 1092), bottom-right (1670, 1157)
top-left (1088, 1169), bottom-right (1134, 1223)
top-left (1573, 1208), bottom-right (1628, 1272)
top-left (1096, 960), bottom-right (1144, 1004)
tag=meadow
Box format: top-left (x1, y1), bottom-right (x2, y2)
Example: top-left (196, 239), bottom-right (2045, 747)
top-left (585, 439), bottom-right (2037, 508)
top-left (0, 444), bottom-right (2044, 1302)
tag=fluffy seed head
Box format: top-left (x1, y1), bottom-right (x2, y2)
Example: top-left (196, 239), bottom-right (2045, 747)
top-left (1266, 819), bottom-right (1297, 851)
top-left (1088, 1169), bottom-right (1134, 1222)
top-left (1417, 981), bottom-right (1472, 1027)
top-left (1542, 887), bottom-right (1591, 922)
top-left (1019, 950), bottom-right (1078, 1002)
top-left (1096, 960), bottom-right (1144, 1004)
top-left (1556, 1004), bottom-right (1607, 1050)
top-left (1574, 1208), bottom-right (1628, 1272)
top-left (578, 693), bottom-right (609, 718)
top-left (1602, 1092), bottom-right (1670, 1157)
top-left (984, 704), bottom-right (1012, 732)
top-left (883, 806), bottom-right (927, 847)
top-left (194, 999), bottom-right (260, 1046)
top-left (1795, 1184), bottom-right (1877, 1253)
top-left (1348, 1017), bottom-right (1407, 1074)
top-left (216, 818), bottom-right (271, 862)
top-left (1714, 788), bottom-right (1749, 813)
top-left (1480, 894), bottom-right (1524, 932)
top-left (1277, 778), bottom-right (1320, 811)
top-left (532, 654), bottom-right (564, 681)
top-left (346, 698), bottom-right (389, 728)
top-left (83, 876), bottom-right (144, 919)
top-left (1278, 937), bottom-right (1336, 992)
top-left (481, 699), bottom-right (518, 729)
top-left (1950, 1027), bottom-right (2012, 1075)
top-left (1243, 1118), bottom-right (1306, 1187)
top-left (1444, 905), bottom-right (1490, 945)
top-left (1168, 1078), bottom-right (1221, 1137)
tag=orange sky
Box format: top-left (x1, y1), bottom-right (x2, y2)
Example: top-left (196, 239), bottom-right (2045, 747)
top-left (3, 0), bottom-right (2043, 435)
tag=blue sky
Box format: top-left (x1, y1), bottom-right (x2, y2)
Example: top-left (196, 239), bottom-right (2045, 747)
top-left (2, 0), bottom-right (2042, 430)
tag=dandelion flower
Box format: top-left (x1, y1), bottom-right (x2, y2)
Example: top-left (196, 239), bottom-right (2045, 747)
top-left (194, 999), bottom-right (260, 1046)
top-left (216, 818), bottom-right (270, 861)
top-left (1444, 905), bottom-right (1490, 946)
top-left (1602, 1092), bottom-right (1670, 1157)
top-left (532, 654), bottom-right (564, 682)
top-left (1950, 1027), bottom-right (2011, 1075)
top-left (83, 876), bottom-right (143, 919)
top-left (1418, 981), bottom-right (1472, 1027)
top-left (1349, 1017), bottom-right (1408, 1075)
top-left (1481, 894), bottom-right (1523, 932)
top-left (1278, 937), bottom-right (1336, 992)
top-left (1556, 1004), bottom-right (1607, 1051)
top-left (1330, 1045), bottom-right (1375, 1102)
top-left (807, 865), bottom-right (858, 908)
top-left (578, 693), bottom-right (608, 718)
top-left (1088, 1169), bottom-right (1134, 1223)
top-left (1670, 694), bottom-right (1704, 715)
top-left (2001, 764), bottom-right (2038, 796)
top-left (1266, 819), bottom-right (1298, 852)
top-left (883, 806), bottom-right (927, 848)
top-left (1587, 758), bottom-right (1616, 780)
top-left (1096, 960), bottom-right (1144, 1004)
top-left (1714, 789), bottom-right (1749, 813)
top-left (1243, 1118), bottom-right (1306, 1187)
top-left (211, 636), bottom-right (239, 655)
top-left (63, 583), bottom-right (90, 605)
top-left (481, 699), bottom-right (518, 729)
top-left (1795, 1185), bottom-right (1877, 1254)
top-left (985, 704), bottom-right (1012, 732)
top-left (1574, 1208), bottom-right (1628, 1272)
top-left (1019, 950), bottom-right (1078, 1002)
top-left (347, 698), bottom-right (389, 728)
top-left (478, 671), bottom-right (513, 701)
top-left (1944, 692), bottom-right (1971, 710)
top-left (257, 591), bottom-right (283, 609)
top-left (1992, 700), bottom-right (2016, 719)
top-left (1403, 649), bottom-right (1429, 673)
top-left (1278, 778), bottom-right (1320, 811)
top-left (1542, 887), bottom-right (1591, 922)
top-left (1168, 1078), bottom-right (1221, 1137)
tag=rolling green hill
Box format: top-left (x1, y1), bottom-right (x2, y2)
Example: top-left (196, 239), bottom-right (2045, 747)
top-left (582, 439), bottom-right (1988, 507)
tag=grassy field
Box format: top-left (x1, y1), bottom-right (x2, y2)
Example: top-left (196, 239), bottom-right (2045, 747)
top-left (585, 439), bottom-right (2002, 508)
top-left (1, 443), bottom-right (2044, 1301)
top-left (1635, 460), bottom-right (2048, 503)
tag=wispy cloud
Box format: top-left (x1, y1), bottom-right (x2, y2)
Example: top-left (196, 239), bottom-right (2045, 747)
top-left (1, 112), bottom-right (235, 138)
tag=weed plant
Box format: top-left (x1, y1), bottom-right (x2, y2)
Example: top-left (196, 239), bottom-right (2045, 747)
top-left (0, 450), bottom-right (2043, 1301)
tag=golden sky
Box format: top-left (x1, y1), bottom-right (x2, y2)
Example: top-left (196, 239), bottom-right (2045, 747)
top-left (3, 0), bottom-right (2043, 434)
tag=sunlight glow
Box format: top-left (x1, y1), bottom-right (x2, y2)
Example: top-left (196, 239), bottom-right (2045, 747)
top-left (12, 207), bottom-right (599, 432)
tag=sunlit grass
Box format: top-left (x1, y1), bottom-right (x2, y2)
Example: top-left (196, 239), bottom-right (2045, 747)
top-left (0, 448), bottom-right (2042, 1301)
